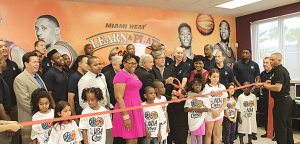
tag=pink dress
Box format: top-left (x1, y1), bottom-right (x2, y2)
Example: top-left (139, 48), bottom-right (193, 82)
top-left (112, 70), bottom-right (146, 139)
top-left (188, 70), bottom-right (209, 84)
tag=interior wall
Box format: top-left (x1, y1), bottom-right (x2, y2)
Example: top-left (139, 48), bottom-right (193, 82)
top-left (236, 2), bottom-right (300, 60)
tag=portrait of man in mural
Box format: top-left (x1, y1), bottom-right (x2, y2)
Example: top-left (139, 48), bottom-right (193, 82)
top-left (35, 14), bottom-right (78, 68)
top-left (0, 9), bottom-right (27, 69)
top-left (213, 20), bottom-right (236, 68)
top-left (178, 23), bottom-right (194, 59)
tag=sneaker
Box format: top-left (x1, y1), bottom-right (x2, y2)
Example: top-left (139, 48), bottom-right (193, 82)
top-left (261, 134), bottom-right (267, 138)
top-left (272, 137), bottom-right (276, 141)
top-left (234, 134), bottom-right (238, 140)
top-left (252, 135), bottom-right (257, 140)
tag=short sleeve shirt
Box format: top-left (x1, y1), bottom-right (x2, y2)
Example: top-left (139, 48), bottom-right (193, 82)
top-left (170, 60), bottom-right (190, 82)
top-left (142, 102), bottom-right (166, 137)
top-left (68, 71), bottom-right (83, 103)
top-left (204, 56), bottom-right (216, 70)
top-left (270, 65), bottom-right (290, 99)
top-left (79, 106), bottom-right (112, 144)
top-left (44, 67), bottom-right (68, 103)
top-left (184, 97), bottom-right (210, 131)
top-left (260, 69), bottom-right (273, 94)
top-left (31, 109), bottom-right (55, 144)
top-left (203, 84), bottom-right (228, 121)
top-left (154, 96), bottom-right (168, 140)
top-left (208, 64), bottom-right (234, 85)
top-left (226, 97), bottom-right (239, 118)
top-left (233, 60), bottom-right (260, 85)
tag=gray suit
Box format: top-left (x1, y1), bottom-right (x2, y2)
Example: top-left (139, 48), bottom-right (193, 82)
top-left (13, 69), bottom-right (47, 144)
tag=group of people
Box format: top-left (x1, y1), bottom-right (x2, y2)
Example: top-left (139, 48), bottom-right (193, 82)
top-left (0, 39), bottom-right (294, 144)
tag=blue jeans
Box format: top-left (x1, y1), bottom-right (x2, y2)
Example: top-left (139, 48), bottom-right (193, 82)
top-left (141, 137), bottom-right (159, 144)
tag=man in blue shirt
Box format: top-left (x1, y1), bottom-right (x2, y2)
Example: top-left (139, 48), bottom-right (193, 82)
top-left (204, 44), bottom-right (216, 70)
top-left (68, 55), bottom-right (89, 123)
top-left (233, 48), bottom-right (260, 140)
top-left (208, 51), bottom-right (234, 85)
top-left (44, 49), bottom-right (69, 103)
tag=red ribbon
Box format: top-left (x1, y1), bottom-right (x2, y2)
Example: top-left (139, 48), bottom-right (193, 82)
top-left (18, 82), bottom-right (267, 127)
top-left (267, 90), bottom-right (274, 139)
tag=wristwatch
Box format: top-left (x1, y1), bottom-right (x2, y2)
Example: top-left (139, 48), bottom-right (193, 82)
top-left (261, 84), bottom-right (265, 88)
top-left (123, 115), bottom-right (130, 120)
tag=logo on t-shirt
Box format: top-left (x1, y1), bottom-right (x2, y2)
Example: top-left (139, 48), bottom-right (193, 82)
top-left (89, 117), bottom-right (104, 142)
top-left (225, 71), bottom-right (228, 75)
top-left (145, 111), bottom-right (158, 132)
top-left (227, 103), bottom-right (236, 109)
top-left (41, 122), bottom-right (52, 130)
top-left (243, 100), bottom-right (254, 118)
top-left (210, 90), bottom-right (223, 109)
top-left (63, 130), bottom-right (76, 142)
top-left (251, 66), bottom-right (254, 69)
top-left (191, 100), bottom-right (204, 119)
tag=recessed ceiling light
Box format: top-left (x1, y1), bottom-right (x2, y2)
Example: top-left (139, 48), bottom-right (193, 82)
top-left (216, 0), bottom-right (262, 9)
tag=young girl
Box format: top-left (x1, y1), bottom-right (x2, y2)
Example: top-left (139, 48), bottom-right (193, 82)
top-left (79, 87), bottom-right (112, 144)
top-left (224, 83), bottom-right (238, 144)
top-left (31, 88), bottom-right (55, 144)
top-left (185, 77), bottom-right (216, 144)
top-left (203, 68), bottom-right (228, 144)
top-left (48, 101), bottom-right (83, 144)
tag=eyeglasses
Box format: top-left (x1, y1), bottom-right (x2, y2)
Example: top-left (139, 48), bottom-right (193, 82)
top-left (125, 62), bottom-right (138, 66)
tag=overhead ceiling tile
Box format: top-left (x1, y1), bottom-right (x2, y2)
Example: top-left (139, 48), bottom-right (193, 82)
top-left (154, 1), bottom-right (192, 11)
top-left (130, 0), bottom-right (168, 8)
top-left (176, 4), bottom-right (208, 13)
top-left (196, 6), bottom-right (227, 15)
top-left (214, 9), bottom-right (247, 17)
top-left (194, 0), bottom-right (232, 6)
top-left (103, 0), bottom-right (138, 6)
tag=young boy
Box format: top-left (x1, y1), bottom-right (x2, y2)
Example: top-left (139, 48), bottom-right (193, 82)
top-left (142, 86), bottom-right (165, 144)
top-left (237, 81), bottom-right (257, 144)
top-left (152, 81), bottom-right (170, 144)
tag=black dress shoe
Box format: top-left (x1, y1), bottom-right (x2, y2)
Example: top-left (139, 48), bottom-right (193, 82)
top-left (272, 137), bottom-right (276, 141)
top-left (252, 135), bottom-right (257, 140)
top-left (234, 134), bottom-right (238, 140)
top-left (261, 134), bottom-right (267, 138)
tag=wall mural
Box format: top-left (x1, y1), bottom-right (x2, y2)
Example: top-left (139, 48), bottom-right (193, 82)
top-left (0, 0), bottom-right (237, 69)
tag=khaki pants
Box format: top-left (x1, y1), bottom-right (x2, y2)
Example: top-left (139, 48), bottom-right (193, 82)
top-left (10, 105), bottom-right (20, 144)
top-left (21, 129), bottom-right (32, 144)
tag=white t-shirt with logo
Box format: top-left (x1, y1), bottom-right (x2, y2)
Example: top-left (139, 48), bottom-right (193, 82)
top-left (142, 102), bottom-right (166, 138)
top-left (31, 109), bottom-right (55, 144)
top-left (184, 97), bottom-right (210, 131)
top-left (154, 96), bottom-right (168, 140)
top-left (226, 97), bottom-right (239, 118)
top-left (203, 84), bottom-right (228, 121)
top-left (237, 93), bottom-right (257, 134)
top-left (79, 106), bottom-right (112, 144)
top-left (48, 120), bottom-right (83, 144)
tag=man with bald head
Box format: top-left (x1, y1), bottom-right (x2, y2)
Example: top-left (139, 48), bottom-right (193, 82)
top-left (256, 53), bottom-right (294, 144)
top-left (169, 46), bottom-right (190, 144)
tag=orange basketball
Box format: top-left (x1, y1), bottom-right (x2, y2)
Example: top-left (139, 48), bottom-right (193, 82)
top-left (196, 14), bottom-right (215, 36)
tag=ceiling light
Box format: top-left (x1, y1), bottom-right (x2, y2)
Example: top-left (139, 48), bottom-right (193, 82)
top-left (216, 0), bottom-right (262, 9)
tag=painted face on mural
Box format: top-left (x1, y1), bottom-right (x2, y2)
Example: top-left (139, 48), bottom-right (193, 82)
top-left (179, 26), bottom-right (192, 49)
top-left (35, 18), bottom-right (57, 48)
top-left (0, 41), bottom-right (8, 57)
top-left (220, 21), bottom-right (230, 42)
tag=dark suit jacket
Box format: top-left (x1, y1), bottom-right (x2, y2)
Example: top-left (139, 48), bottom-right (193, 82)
top-left (104, 69), bottom-right (117, 107)
top-left (134, 67), bottom-right (154, 102)
top-left (149, 65), bottom-right (177, 98)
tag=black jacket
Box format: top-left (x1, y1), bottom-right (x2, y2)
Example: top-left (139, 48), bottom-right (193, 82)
top-left (104, 69), bottom-right (117, 107)
top-left (134, 67), bottom-right (154, 102)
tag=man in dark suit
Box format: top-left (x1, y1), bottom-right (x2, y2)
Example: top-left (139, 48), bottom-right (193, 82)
top-left (134, 54), bottom-right (154, 102)
top-left (104, 56), bottom-right (122, 107)
top-left (102, 52), bottom-right (118, 73)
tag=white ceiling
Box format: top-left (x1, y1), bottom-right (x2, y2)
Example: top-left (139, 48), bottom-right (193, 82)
top-left (62, 0), bottom-right (300, 17)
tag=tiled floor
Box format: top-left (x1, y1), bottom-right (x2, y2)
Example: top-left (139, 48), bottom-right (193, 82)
top-left (181, 126), bottom-right (300, 144)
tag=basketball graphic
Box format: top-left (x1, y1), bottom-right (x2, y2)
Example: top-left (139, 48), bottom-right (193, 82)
top-left (196, 14), bottom-right (215, 36)
top-left (89, 117), bottom-right (104, 127)
top-left (145, 111), bottom-right (158, 120)
top-left (63, 130), bottom-right (76, 142)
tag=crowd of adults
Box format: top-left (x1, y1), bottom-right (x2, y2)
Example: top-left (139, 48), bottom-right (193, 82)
top-left (0, 38), bottom-right (294, 144)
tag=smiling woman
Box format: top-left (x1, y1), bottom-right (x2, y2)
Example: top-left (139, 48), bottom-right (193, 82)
top-left (112, 53), bottom-right (146, 143)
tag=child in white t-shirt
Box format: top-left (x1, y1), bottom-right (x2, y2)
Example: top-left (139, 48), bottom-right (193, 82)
top-left (202, 68), bottom-right (228, 144)
top-left (224, 83), bottom-right (239, 144)
top-left (48, 101), bottom-right (83, 144)
top-left (142, 86), bottom-right (165, 144)
top-left (152, 81), bottom-right (169, 144)
top-left (184, 77), bottom-right (213, 144)
top-left (237, 81), bottom-right (257, 144)
top-left (79, 87), bottom-right (112, 144)
top-left (31, 88), bottom-right (55, 144)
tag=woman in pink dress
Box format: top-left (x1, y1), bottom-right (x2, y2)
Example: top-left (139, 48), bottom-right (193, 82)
top-left (188, 55), bottom-right (209, 84)
top-left (112, 53), bottom-right (146, 144)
